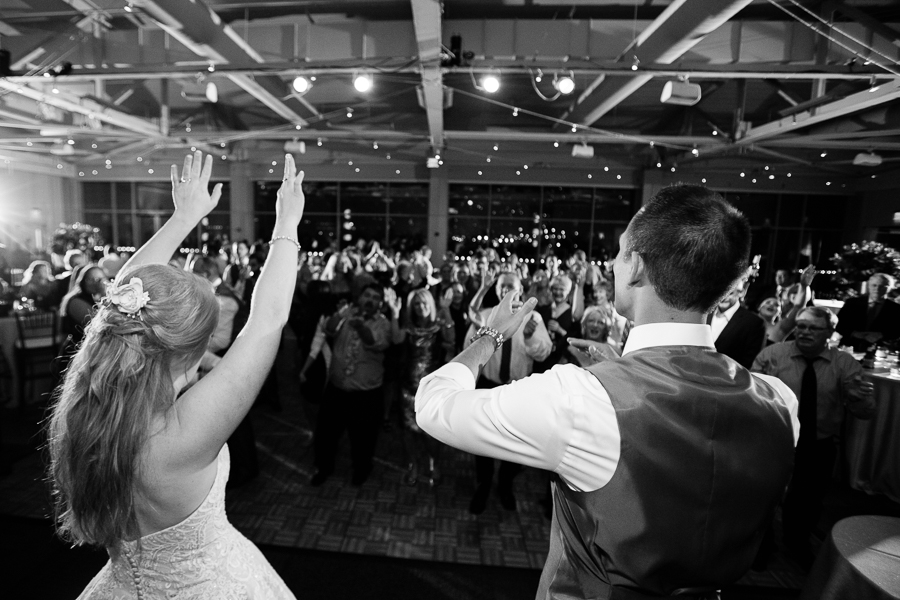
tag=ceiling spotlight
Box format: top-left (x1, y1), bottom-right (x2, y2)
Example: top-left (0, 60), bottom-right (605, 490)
top-left (534, 69), bottom-right (543, 83)
top-left (554, 73), bottom-right (575, 95)
top-left (820, 151), bottom-right (827, 158)
top-left (346, 108), bottom-right (354, 118)
top-left (571, 125), bottom-right (578, 133)
top-left (181, 80), bottom-right (218, 103)
top-left (292, 76), bottom-right (311, 94)
top-left (353, 73), bottom-right (373, 92)
top-left (661, 79), bottom-right (701, 106)
top-left (631, 55), bottom-right (640, 71)
top-left (124, 2), bottom-right (133, 12)
top-left (691, 148), bottom-right (699, 156)
top-left (481, 74), bottom-right (500, 94)
top-left (373, 142), bottom-right (379, 150)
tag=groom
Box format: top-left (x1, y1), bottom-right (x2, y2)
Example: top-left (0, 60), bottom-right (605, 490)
top-left (416, 184), bottom-right (799, 599)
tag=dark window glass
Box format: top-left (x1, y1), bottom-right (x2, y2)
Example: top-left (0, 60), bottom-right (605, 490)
top-left (449, 184), bottom-right (489, 217)
top-left (254, 213), bottom-right (276, 242)
top-left (723, 192), bottom-right (778, 229)
top-left (114, 183), bottom-right (132, 210)
top-left (543, 187), bottom-right (593, 221)
top-left (593, 189), bottom-right (634, 222)
top-left (136, 182), bottom-right (172, 211)
top-left (340, 182), bottom-right (388, 214)
top-left (115, 212), bottom-right (134, 248)
top-left (83, 183), bottom-right (112, 210)
top-left (448, 217), bottom-right (489, 254)
top-left (298, 215), bottom-right (338, 252)
top-left (84, 211), bottom-right (113, 247)
top-left (343, 215), bottom-right (386, 246)
top-left (304, 182), bottom-right (338, 213)
top-left (592, 224), bottom-right (627, 263)
top-left (254, 182), bottom-right (277, 213)
top-left (388, 215), bottom-right (427, 249)
top-left (388, 183), bottom-right (428, 214)
top-left (805, 195), bottom-right (848, 229)
top-left (777, 194), bottom-right (804, 228)
top-left (491, 185), bottom-right (540, 219)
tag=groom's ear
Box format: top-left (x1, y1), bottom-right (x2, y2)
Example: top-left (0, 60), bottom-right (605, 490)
top-left (627, 251), bottom-right (645, 287)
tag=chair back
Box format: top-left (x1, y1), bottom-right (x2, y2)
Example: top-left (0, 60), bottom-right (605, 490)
top-left (13, 309), bottom-right (60, 351)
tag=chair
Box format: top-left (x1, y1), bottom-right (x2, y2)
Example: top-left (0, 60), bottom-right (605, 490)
top-left (13, 309), bottom-right (60, 405)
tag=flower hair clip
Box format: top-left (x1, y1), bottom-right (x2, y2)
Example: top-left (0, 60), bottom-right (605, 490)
top-left (104, 277), bottom-right (150, 319)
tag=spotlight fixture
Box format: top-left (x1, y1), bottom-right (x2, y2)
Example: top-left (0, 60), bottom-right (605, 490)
top-left (660, 79), bottom-right (701, 106)
top-left (554, 73), bottom-right (575, 95)
top-left (292, 76), bottom-right (311, 94)
top-left (631, 55), bottom-right (640, 71)
top-left (181, 80), bottom-right (218, 103)
top-left (353, 73), bottom-right (373, 92)
top-left (481, 74), bottom-right (500, 94)
top-left (535, 69), bottom-right (543, 83)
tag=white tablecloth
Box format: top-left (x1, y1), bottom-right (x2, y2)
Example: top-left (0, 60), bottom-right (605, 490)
top-left (846, 370), bottom-right (900, 503)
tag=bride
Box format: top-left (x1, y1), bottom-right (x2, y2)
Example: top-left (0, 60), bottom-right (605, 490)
top-left (48, 151), bottom-right (305, 599)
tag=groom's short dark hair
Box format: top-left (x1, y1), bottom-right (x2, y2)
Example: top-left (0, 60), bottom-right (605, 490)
top-left (626, 184), bottom-right (750, 313)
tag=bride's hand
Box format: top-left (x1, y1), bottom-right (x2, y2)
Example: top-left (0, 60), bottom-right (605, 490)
top-left (170, 150), bottom-right (223, 223)
top-left (276, 154), bottom-right (305, 227)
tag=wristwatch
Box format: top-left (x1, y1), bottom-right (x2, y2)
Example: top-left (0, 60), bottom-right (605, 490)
top-left (470, 326), bottom-right (504, 351)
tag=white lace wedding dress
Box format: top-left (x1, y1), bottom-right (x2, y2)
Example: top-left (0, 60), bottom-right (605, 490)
top-left (77, 445), bottom-right (295, 599)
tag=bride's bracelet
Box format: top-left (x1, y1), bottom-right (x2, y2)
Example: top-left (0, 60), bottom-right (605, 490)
top-left (269, 236), bottom-right (301, 252)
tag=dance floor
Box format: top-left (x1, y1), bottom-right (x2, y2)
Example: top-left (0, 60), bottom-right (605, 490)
top-left (3, 331), bottom-right (897, 598)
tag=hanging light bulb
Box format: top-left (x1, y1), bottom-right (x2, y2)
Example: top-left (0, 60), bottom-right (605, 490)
top-left (292, 76), bottom-right (311, 94)
top-left (481, 74), bottom-right (500, 93)
top-left (353, 73), bottom-right (373, 92)
top-left (554, 73), bottom-right (575, 95)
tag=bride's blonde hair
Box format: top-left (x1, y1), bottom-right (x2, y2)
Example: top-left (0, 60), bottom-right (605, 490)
top-left (48, 264), bottom-right (218, 549)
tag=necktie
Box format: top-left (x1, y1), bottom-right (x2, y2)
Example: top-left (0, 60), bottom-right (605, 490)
top-left (799, 357), bottom-right (817, 446)
top-left (499, 338), bottom-right (513, 383)
top-left (867, 302), bottom-right (881, 328)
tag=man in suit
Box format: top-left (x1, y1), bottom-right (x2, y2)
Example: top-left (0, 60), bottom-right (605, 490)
top-left (745, 267), bottom-right (791, 311)
top-left (836, 273), bottom-right (900, 351)
top-left (711, 282), bottom-right (767, 369)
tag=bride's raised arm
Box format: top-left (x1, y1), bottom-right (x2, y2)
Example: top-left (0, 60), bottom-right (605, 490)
top-left (160, 152), bottom-right (306, 466)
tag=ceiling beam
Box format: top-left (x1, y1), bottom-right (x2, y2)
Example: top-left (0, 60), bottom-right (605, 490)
top-left (826, 0), bottom-right (900, 47)
top-left (736, 78), bottom-right (900, 145)
top-left (0, 80), bottom-right (161, 137)
top-left (6, 60), bottom-right (892, 83)
top-left (410, 0), bottom-right (444, 150)
top-left (564, 0), bottom-right (754, 125)
top-left (134, 0), bottom-right (314, 125)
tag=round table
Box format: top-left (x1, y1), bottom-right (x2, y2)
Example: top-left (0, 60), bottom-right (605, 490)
top-left (846, 370), bottom-right (900, 503)
top-left (801, 515), bottom-right (900, 600)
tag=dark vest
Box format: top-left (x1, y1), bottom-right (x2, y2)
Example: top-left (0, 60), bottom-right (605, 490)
top-left (537, 347), bottom-right (794, 600)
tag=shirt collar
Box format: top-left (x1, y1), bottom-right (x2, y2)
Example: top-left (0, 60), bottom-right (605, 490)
top-left (623, 323), bottom-right (715, 355)
top-left (715, 301), bottom-right (741, 321)
top-left (789, 342), bottom-right (833, 362)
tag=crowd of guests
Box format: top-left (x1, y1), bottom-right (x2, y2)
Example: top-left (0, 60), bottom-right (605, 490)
top-left (2, 181), bottom-right (898, 589)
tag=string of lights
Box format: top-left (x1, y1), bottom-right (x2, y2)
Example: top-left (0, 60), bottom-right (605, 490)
top-left (765, 0), bottom-right (900, 77)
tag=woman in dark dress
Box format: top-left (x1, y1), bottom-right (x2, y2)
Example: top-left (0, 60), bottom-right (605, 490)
top-left (386, 287), bottom-right (454, 486)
